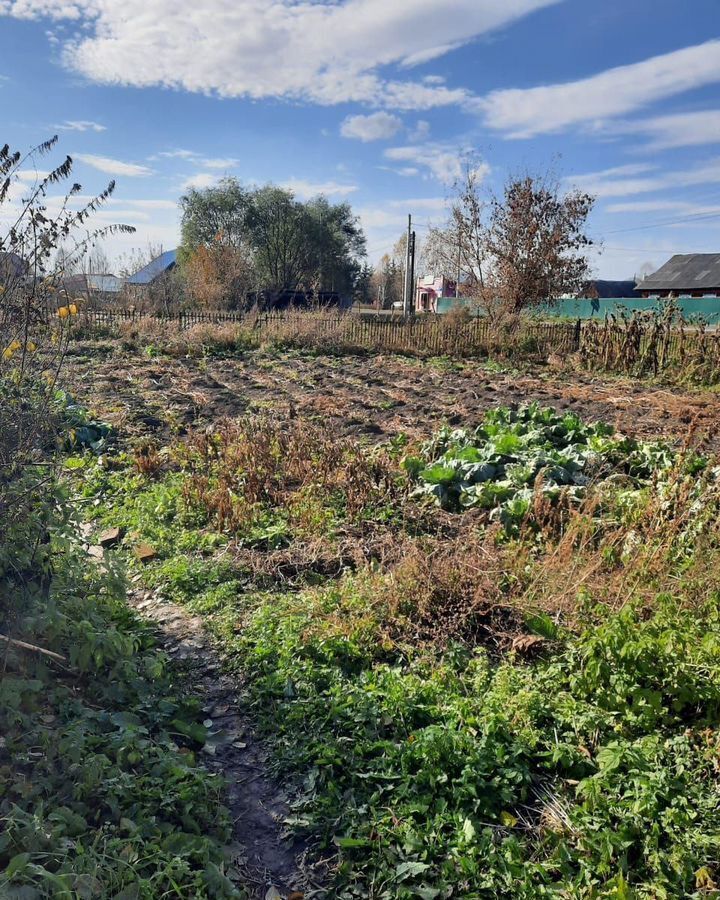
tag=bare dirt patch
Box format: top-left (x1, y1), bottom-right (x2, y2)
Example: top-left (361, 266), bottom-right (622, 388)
top-left (64, 343), bottom-right (720, 449)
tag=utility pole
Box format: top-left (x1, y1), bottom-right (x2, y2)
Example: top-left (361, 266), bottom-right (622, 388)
top-left (456, 229), bottom-right (461, 298)
top-left (409, 230), bottom-right (416, 316)
top-left (403, 214), bottom-right (412, 316)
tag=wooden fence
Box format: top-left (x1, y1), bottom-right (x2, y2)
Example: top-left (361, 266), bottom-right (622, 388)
top-left (40, 303), bottom-right (720, 379)
top-left (58, 305), bottom-right (583, 359)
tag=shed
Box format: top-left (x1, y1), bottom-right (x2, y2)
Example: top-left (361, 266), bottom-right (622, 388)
top-left (0, 251), bottom-right (29, 281)
top-left (636, 254), bottom-right (720, 298)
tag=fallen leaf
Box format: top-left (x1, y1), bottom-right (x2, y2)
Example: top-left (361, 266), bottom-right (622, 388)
top-left (134, 543), bottom-right (158, 563)
top-left (511, 634), bottom-right (546, 654)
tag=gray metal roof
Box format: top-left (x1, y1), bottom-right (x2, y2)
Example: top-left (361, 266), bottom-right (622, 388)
top-left (636, 253), bottom-right (720, 291)
top-left (88, 274), bottom-right (124, 293)
top-left (127, 249), bottom-right (177, 285)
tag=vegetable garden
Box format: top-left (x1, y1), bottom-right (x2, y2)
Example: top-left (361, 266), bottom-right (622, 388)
top-left (5, 322), bottom-right (720, 898)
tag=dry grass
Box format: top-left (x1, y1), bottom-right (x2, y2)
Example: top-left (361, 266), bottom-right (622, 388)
top-left (509, 453), bottom-right (720, 625)
top-left (177, 415), bottom-right (402, 535)
top-left (118, 320), bottom-right (259, 357)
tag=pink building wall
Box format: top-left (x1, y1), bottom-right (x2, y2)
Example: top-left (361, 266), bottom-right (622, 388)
top-left (415, 275), bottom-right (458, 312)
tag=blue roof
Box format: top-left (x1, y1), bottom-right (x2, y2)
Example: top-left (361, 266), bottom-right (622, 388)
top-left (127, 249), bottom-right (178, 285)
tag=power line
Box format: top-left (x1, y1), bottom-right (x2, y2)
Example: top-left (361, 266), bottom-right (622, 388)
top-left (601, 210), bottom-right (720, 236)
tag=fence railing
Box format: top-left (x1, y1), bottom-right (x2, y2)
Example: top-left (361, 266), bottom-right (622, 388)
top-left (59, 305), bottom-right (583, 358)
top-left (38, 303), bottom-right (720, 380)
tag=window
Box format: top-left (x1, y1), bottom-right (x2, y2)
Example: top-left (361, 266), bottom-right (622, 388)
top-left (695, 270), bottom-right (712, 281)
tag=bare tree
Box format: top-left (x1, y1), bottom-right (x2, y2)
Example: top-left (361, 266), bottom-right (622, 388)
top-left (431, 164), bottom-right (594, 317)
top-left (483, 172), bottom-right (594, 314)
top-left (424, 161), bottom-right (488, 303)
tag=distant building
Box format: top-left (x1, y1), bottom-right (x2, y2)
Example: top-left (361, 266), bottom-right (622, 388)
top-left (0, 251), bottom-right (28, 281)
top-left (126, 249), bottom-right (178, 287)
top-left (636, 254), bottom-right (720, 298)
top-left (415, 274), bottom-right (460, 313)
top-left (577, 279), bottom-right (641, 299)
top-left (88, 274), bottom-right (124, 294)
top-left (61, 273), bottom-right (125, 297)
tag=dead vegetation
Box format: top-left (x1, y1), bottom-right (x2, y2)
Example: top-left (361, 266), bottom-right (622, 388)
top-left (177, 416), bottom-right (401, 534)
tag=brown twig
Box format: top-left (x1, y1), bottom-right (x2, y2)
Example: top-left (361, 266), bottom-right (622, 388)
top-left (0, 633), bottom-right (67, 663)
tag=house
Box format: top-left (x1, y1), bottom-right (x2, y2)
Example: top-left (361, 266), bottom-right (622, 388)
top-left (88, 274), bottom-right (124, 295)
top-left (635, 254), bottom-right (720, 298)
top-left (60, 273), bottom-right (125, 297)
top-left (126, 249), bottom-right (178, 288)
top-left (415, 274), bottom-right (460, 313)
top-left (0, 251), bottom-right (29, 281)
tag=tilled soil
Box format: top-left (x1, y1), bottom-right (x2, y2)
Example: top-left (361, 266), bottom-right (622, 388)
top-left (65, 343), bottom-right (720, 450)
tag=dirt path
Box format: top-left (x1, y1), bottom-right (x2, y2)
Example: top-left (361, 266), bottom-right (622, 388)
top-left (126, 586), bottom-right (323, 899)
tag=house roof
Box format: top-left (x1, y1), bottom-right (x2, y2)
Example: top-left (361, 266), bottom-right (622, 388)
top-left (88, 274), bottom-right (124, 293)
top-left (127, 249), bottom-right (178, 285)
top-left (579, 279), bottom-right (640, 298)
top-left (0, 251), bottom-right (28, 277)
top-left (636, 254), bottom-right (720, 291)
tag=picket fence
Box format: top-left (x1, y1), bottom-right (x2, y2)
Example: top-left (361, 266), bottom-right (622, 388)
top-left (62, 305), bottom-right (582, 358)
top-left (41, 303), bottom-right (720, 378)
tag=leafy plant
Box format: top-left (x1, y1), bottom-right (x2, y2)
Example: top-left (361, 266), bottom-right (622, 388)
top-left (405, 404), bottom-right (677, 534)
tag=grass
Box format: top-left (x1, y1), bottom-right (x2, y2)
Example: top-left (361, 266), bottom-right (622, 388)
top-left (0, 394), bottom-right (245, 899)
top-left (68, 405), bottom-right (720, 898)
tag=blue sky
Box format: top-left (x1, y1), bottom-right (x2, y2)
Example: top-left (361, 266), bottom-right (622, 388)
top-left (1, 0), bottom-right (719, 279)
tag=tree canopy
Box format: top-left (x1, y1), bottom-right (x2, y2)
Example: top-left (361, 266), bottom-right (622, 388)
top-left (180, 178), bottom-right (366, 304)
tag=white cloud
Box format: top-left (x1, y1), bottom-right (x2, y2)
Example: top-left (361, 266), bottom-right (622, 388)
top-left (605, 199), bottom-right (720, 215)
top-left (15, 169), bottom-right (51, 182)
top-left (570, 157), bottom-right (720, 198)
top-left (341, 112), bottom-right (402, 142)
top-left (408, 119), bottom-right (430, 141)
top-left (614, 110), bottom-right (720, 151)
top-left (123, 198), bottom-right (178, 210)
top-left (384, 145), bottom-right (489, 184)
top-left (388, 196), bottom-right (447, 212)
top-left (400, 42), bottom-right (464, 68)
top-left (200, 157), bottom-right (239, 169)
top-left (282, 178), bottom-right (359, 199)
top-left (55, 119), bottom-right (106, 132)
top-left (180, 172), bottom-right (219, 191)
top-left (478, 40), bottom-right (720, 137)
top-left (75, 153), bottom-right (152, 176)
top-left (154, 148), bottom-right (198, 160)
top-left (0, 0), bottom-right (559, 109)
